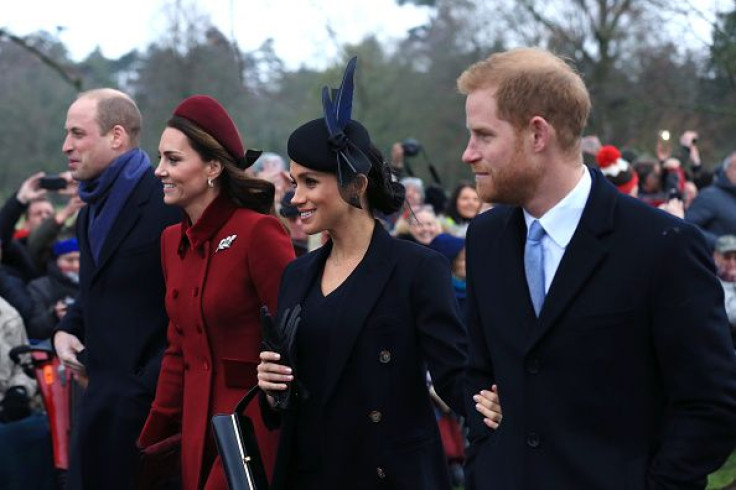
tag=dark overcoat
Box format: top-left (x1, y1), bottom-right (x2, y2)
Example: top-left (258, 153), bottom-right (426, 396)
top-left (56, 169), bottom-right (180, 490)
top-left (464, 168), bottom-right (736, 490)
top-left (264, 223), bottom-right (468, 490)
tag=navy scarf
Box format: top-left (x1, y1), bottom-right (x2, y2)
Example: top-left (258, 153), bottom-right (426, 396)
top-left (78, 148), bottom-right (151, 262)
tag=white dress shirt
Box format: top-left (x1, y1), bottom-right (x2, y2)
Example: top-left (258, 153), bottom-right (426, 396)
top-left (523, 166), bottom-right (592, 293)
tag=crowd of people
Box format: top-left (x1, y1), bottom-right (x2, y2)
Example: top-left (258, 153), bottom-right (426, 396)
top-left (0, 47), bottom-right (735, 490)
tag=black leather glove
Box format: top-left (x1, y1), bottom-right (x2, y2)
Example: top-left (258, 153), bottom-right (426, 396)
top-left (260, 305), bottom-right (301, 410)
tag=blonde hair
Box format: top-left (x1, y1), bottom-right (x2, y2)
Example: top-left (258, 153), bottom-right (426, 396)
top-left (457, 47), bottom-right (590, 151)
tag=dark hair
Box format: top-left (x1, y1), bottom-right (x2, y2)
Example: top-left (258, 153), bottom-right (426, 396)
top-left (167, 116), bottom-right (275, 215)
top-left (445, 182), bottom-right (477, 224)
top-left (365, 144), bottom-right (405, 215)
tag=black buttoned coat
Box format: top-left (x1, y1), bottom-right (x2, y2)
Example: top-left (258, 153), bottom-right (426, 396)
top-left (264, 222), bottom-right (468, 490)
top-left (56, 169), bottom-right (180, 489)
top-left (464, 168), bottom-right (736, 489)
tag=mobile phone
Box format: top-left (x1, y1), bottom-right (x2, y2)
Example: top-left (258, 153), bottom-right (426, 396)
top-left (39, 175), bottom-right (68, 190)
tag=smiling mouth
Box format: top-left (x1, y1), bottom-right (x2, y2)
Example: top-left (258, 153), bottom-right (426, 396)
top-left (300, 210), bottom-right (315, 219)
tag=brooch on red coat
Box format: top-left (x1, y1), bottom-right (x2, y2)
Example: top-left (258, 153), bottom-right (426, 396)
top-left (215, 234), bottom-right (237, 253)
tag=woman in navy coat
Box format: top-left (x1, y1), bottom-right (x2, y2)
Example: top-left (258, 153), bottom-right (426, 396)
top-left (257, 58), bottom-right (468, 490)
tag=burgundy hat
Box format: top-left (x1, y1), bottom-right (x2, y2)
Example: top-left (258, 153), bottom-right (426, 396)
top-left (172, 95), bottom-right (261, 169)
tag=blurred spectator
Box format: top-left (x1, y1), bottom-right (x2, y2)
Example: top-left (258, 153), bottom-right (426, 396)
top-left (279, 190), bottom-right (309, 256)
top-left (401, 176), bottom-right (425, 209)
top-left (685, 152), bottom-right (736, 248)
top-left (596, 145), bottom-right (639, 197)
top-left (442, 182), bottom-right (481, 237)
top-left (0, 171), bottom-right (80, 283)
top-left (26, 192), bottom-right (84, 273)
top-left (395, 205), bottom-right (442, 245)
top-left (713, 235), bottom-right (736, 347)
top-left (678, 130), bottom-right (713, 189)
top-left (581, 135), bottom-right (602, 167)
top-left (428, 233), bottom-right (467, 316)
top-left (0, 295), bottom-right (36, 415)
top-left (425, 184), bottom-right (448, 216)
top-left (0, 173), bottom-right (49, 282)
top-left (635, 160), bottom-right (667, 207)
top-left (25, 238), bottom-right (80, 340)
top-left (253, 152), bottom-right (289, 207)
top-left (0, 243), bottom-right (34, 325)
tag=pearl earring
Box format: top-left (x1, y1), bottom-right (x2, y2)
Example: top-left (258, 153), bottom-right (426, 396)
top-left (207, 177), bottom-right (214, 188)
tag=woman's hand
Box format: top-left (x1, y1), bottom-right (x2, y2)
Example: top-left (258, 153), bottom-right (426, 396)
top-left (473, 384), bottom-right (502, 429)
top-left (258, 351), bottom-right (293, 407)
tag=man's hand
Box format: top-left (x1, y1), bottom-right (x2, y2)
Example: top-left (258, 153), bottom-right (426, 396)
top-left (474, 384), bottom-right (502, 429)
top-left (16, 172), bottom-right (47, 204)
top-left (54, 331), bottom-right (86, 374)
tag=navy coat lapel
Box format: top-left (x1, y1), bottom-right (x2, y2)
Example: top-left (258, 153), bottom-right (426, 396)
top-left (92, 171), bottom-right (155, 281)
top-left (321, 224), bottom-right (396, 406)
top-left (529, 169), bottom-right (616, 349)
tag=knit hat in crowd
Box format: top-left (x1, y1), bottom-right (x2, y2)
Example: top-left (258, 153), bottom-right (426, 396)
top-left (172, 95), bottom-right (261, 169)
top-left (429, 233), bottom-right (465, 264)
top-left (596, 145), bottom-right (639, 195)
top-left (53, 237), bottom-right (79, 257)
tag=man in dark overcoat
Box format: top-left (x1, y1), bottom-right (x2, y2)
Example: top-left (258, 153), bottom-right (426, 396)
top-left (460, 48), bottom-right (736, 489)
top-left (53, 88), bottom-right (179, 489)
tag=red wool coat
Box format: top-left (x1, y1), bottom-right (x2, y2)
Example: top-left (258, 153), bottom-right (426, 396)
top-left (138, 195), bottom-right (295, 489)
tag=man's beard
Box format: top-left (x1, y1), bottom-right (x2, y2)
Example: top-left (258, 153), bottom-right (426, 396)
top-left (480, 138), bottom-right (544, 207)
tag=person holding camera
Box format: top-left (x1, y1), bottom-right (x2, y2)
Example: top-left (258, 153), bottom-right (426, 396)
top-left (0, 172), bottom-right (55, 283)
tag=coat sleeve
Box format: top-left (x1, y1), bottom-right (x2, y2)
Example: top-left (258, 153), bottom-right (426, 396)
top-left (647, 222), bottom-right (736, 488)
top-left (247, 216), bottom-right (295, 314)
top-left (412, 250), bottom-right (468, 417)
top-left (138, 231), bottom-right (183, 448)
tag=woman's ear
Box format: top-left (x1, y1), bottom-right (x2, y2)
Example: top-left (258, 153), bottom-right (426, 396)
top-left (207, 160), bottom-right (224, 180)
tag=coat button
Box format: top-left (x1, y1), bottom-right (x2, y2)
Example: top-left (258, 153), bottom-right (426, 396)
top-left (172, 289), bottom-right (179, 299)
top-left (203, 361), bottom-right (210, 371)
top-left (368, 410), bottom-right (382, 423)
top-left (376, 467), bottom-right (386, 479)
top-left (527, 432), bottom-right (541, 448)
top-left (193, 287), bottom-right (199, 297)
top-left (196, 324), bottom-right (203, 334)
top-left (379, 350), bottom-right (391, 364)
top-left (184, 362), bottom-right (190, 371)
top-left (526, 359), bottom-right (540, 374)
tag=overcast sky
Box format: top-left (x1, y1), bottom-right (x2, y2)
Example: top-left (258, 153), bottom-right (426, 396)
top-left (3, 0), bottom-right (732, 70)
top-left (3, 0), bottom-right (432, 69)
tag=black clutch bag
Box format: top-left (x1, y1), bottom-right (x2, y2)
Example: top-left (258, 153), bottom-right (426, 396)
top-left (211, 386), bottom-right (269, 490)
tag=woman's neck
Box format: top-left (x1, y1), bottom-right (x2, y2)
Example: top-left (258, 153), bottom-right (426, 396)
top-left (328, 212), bottom-right (375, 265)
top-left (185, 189), bottom-right (220, 225)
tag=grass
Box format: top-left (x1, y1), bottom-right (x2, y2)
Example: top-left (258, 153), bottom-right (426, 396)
top-left (708, 451), bottom-right (736, 489)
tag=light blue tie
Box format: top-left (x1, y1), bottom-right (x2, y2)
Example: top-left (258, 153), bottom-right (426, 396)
top-left (525, 220), bottom-right (546, 316)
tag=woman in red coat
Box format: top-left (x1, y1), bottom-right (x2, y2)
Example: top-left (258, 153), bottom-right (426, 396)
top-left (138, 95), bottom-right (295, 489)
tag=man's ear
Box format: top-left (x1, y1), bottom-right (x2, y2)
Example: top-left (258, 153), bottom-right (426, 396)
top-left (528, 116), bottom-right (553, 153)
top-left (109, 125), bottom-right (128, 150)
